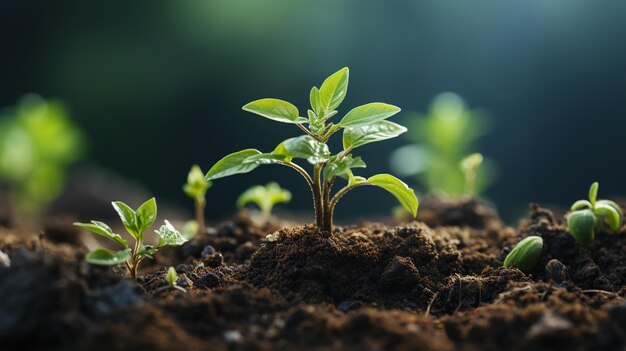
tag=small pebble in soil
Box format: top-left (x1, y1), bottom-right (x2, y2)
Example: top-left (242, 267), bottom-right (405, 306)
top-left (200, 245), bottom-right (216, 257)
top-left (545, 259), bottom-right (570, 284)
top-left (223, 330), bottom-right (243, 344)
top-left (525, 312), bottom-right (573, 341)
top-left (197, 272), bottom-right (220, 288)
top-left (177, 274), bottom-right (194, 288)
top-left (204, 253), bottom-right (223, 268)
top-left (0, 250), bottom-right (10, 267)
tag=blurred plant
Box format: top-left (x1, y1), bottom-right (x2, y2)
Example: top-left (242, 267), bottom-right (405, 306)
top-left (205, 67), bottom-right (418, 232)
top-left (503, 236), bottom-right (543, 273)
top-left (390, 92), bottom-right (495, 197)
top-left (183, 164), bottom-right (212, 237)
top-left (459, 153), bottom-right (484, 197)
top-left (237, 182), bottom-right (291, 223)
top-left (567, 182), bottom-right (622, 247)
top-left (74, 198), bottom-right (187, 279)
top-left (0, 95), bottom-right (85, 222)
top-left (165, 266), bottom-right (186, 292)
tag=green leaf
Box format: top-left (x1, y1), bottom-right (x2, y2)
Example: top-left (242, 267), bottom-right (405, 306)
top-left (367, 174), bottom-right (418, 217)
top-left (589, 182), bottom-right (599, 206)
top-left (242, 99), bottom-right (307, 124)
top-left (570, 200), bottom-right (592, 211)
top-left (567, 209), bottom-right (597, 247)
top-left (342, 121), bottom-right (407, 151)
top-left (137, 245), bottom-right (157, 259)
top-left (166, 266), bottom-right (178, 286)
top-left (237, 182), bottom-right (291, 215)
top-left (594, 202), bottom-right (622, 232)
top-left (155, 220), bottom-right (188, 247)
top-left (184, 165), bottom-right (211, 199)
top-left (323, 155), bottom-right (366, 180)
top-left (309, 87), bottom-right (321, 117)
top-left (319, 67), bottom-right (349, 113)
top-left (503, 236), bottom-right (543, 273)
top-left (206, 149), bottom-right (264, 181)
top-left (73, 221), bottom-right (128, 247)
top-left (273, 135), bottom-right (330, 164)
top-left (136, 197), bottom-right (157, 232)
top-left (85, 248), bottom-right (132, 266)
top-left (338, 103), bottom-right (401, 127)
top-left (111, 201), bottom-right (139, 238)
top-left (596, 199), bottom-right (623, 218)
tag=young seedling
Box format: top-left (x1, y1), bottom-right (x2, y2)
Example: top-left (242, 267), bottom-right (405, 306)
top-left (204, 68), bottom-right (418, 232)
top-left (567, 182), bottom-right (623, 247)
top-left (459, 153), bottom-right (483, 197)
top-left (503, 236), bottom-right (543, 273)
top-left (237, 182), bottom-right (291, 223)
top-left (165, 266), bottom-right (186, 292)
top-left (183, 165), bottom-right (212, 237)
top-left (74, 198), bottom-right (188, 279)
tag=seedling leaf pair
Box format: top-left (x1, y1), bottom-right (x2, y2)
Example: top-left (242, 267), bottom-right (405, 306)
top-left (237, 182), bottom-right (292, 221)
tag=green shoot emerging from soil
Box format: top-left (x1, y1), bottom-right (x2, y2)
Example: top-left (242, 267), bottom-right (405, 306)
top-left (237, 182), bottom-right (291, 223)
top-left (183, 165), bottom-right (212, 237)
top-left (503, 236), bottom-right (543, 273)
top-left (459, 153), bottom-right (483, 197)
top-left (205, 68), bottom-right (418, 232)
top-left (166, 266), bottom-right (186, 292)
top-left (74, 198), bottom-right (188, 279)
top-left (567, 182), bottom-right (623, 247)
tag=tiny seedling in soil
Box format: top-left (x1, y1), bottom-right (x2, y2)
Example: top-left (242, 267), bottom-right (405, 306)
top-left (503, 236), bottom-right (543, 273)
top-left (74, 198), bottom-right (188, 279)
top-left (567, 182), bottom-right (623, 247)
top-left (459, 153), bottom-right (483, 197)
top-left (183, 164), bottom-right (212, 237)
top-left (204, 67), bottom-right (418, 232)
top-left (165, 266), bottom-right (186, 293)
top-left (237, 182), bottom-right (291, 223)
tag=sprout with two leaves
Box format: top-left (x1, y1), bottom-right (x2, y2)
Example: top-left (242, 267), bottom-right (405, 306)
top-left (183, 165), bottom-right (212, 237)
top-left (205, 68), bottom-right (418, 232)
top-left (567, 182), bottom-right (623, 247)
top-left (237, 182), bottom-right (291, 223)
top-left (74, 198), bottom-right (188, 279)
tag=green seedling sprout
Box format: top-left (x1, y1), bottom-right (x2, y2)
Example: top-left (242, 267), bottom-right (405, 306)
top-left (237, 182), bottom-right (291, 223)
top-left (204, 68), bottom-right (418, 232)
top-left (165, 266), bottom-right (186, 292)
top-left (183, 164), bottom-right (212, 237)
top-left (567, 182), bottom-right (623, 247)
top-left (503, 236), bottom-right (543, 273)
top-left (74, 198), bottom-right (188, 279)
top-left (459, 153), bottom-right (483, 197)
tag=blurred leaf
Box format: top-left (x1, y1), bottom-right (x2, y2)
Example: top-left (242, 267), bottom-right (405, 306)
top-left (503, 236), bottom-right (543, 273)
top-left (86, 248), bottom-right (132, 266)
top-left (594, 202), bottom-right (622, 231)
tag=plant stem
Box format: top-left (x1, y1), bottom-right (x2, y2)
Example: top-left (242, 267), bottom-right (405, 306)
top-left (195, 198), bottom-right (206, 236)
top-left (313, 164), bottom-right (324, 229)
top-left (327, 183), bottom-right (368, 229)
top-left (322, 178), bottom-right (335, 232)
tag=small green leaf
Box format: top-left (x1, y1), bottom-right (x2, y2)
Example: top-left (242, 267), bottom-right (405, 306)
top-left (594, 202), bottom-right (622, 232)
top-left (85, 248), bottom-right (132, 266)
top-left (503, 236), bottom-right (543, 273)
top-left (137, 245), bottom-right (157, 259)
top-left (342, 121), bottom-right (407, 151)
top-left (111, 201), bottom-right (138, 238)
top-left (589, 182), bottom-right (599, 206)
top-left (323, 155), bottom-right (366, 180)
top-left (237, 182), bottom-right (291, 215)
top-left (338, 103), bottom-right (401, 128)
top-left (570, 200), bottom-right (592, 211)
top-left (309, 87), bottom-right (321, 117)
top-left (73, 221), bottom-right (128, 247)
top-left (166, 266), bottom-right (178, 287)
top-left (367, 174), bottom-right (418, 217)
top-left (206, 149), bottom-right (264, 181)
top-left (136, 197), bottom-right (157, 232)
top-left (319, 67), bottom-right (349, 113)
top-left (155, 220), bottom-right (188, 247)
top-left (273, 135), bottom-right (330, 164)
top-left (567, 209), bottom-right (597, 247)
top-left (184, 165), bottom-right (211, 199)
top-left (242, 99), bottom-right (307, 124)
top-left (596, 199), bottom-right (623, 218)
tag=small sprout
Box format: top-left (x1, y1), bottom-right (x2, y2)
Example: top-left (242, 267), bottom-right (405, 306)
top-left (567, 182), bottom-right (623, 247)
top-left (503, 236), bottom-right (543, 273)
top-left (184, 165), bottom-right (212, 237)
top-left (204, 68), bottom-right (418, 232)
top-left (166, 266), bottom-right (186, 292)
top-left (459, 153), bottom-right (483, 197)
top-left (237, 182), bottom-right (292, 223)
top-left (74, 198), bottom-right (188, 279)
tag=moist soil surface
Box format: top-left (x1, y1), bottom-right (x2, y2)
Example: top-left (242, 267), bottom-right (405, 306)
top-left (2, 199), bottom-right (626, 350)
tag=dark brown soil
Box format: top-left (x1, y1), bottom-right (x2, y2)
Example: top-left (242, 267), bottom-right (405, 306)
top-left (2, 200), bottom-right (626, 350)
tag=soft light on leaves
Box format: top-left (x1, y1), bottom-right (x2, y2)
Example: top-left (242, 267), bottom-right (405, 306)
top-left (181, 220), bottom-right (199, 240)
top-left (459, 153), bottom-right (484, 173)
top-left (111, 201), bottom-right (138, 238)
top-left (136, 197), bottom-right (157, 233)
top-left (242, 99), bottom-right (307, 124)
top-left (319, 67), bottom-right (349, 114)
top-left (567, 209), bottom-right (597, 247)
top-left (166, 266), bottom-right (178, 287)
top-left (367, 174), bottom-right (418, 217)
top-left (85, 248), bottom-right (132, 266)
top-left (273, 135), bottom-right (330, 164)
top-left (155, 220), bottom-right (188, 247)
top-left (206, 149), bottom-right (264, 181)
top-left (309, 87), bottom-right (321, 118)
top-left (589, 182), bottom-right (599, 206)
top-left (323, 155), bottom-right (366, 180)
top-left (570, 200), bottom-right (592, 211)
top-left (343, 121), bottom-right (406, 151)
top-left (597, 199), bottom-right (623, 218)
top-left (503, 236), bottom-right (543, 273)
top-left (237, 182), bottom-right (292, 216)
top-left (73, 220), bottom-right (128, 247)
top-left (594, 202), bottom-right (622, 231)
top-left (339, 103), bottom-right (401, 127)
top-left (184, 165), bottom-right (212, 200)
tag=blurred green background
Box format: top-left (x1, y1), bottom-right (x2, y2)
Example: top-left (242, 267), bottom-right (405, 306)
top-left (2, 0), bottom-right (626, 223)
